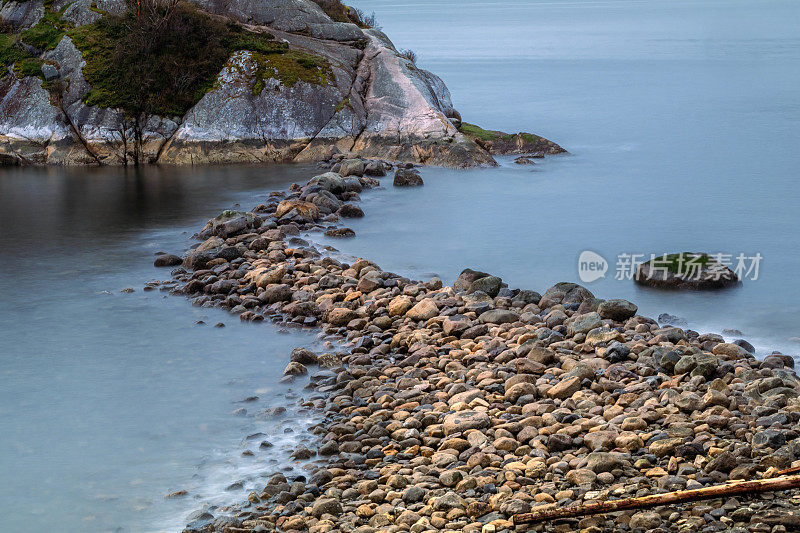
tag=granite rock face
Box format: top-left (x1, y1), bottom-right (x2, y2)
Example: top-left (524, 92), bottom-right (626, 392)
top-left (0, 0), bottom-right (45, 30)
top-left (1, 0), bottom-right (557, 167)
top-left (348, 30), bottom-right (494, 167)
top-left (0, 74), bottom-right (92, 164)
top-left (56, 0), bottom-right (127, 27)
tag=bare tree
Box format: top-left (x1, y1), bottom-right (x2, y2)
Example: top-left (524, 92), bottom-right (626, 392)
top-left (111, 115), bottom-right (131, 166)
top-left (399, 49), bottom-right (418, 65)
top-left (110, 111), bottom-right (151, 166)
top-left (130, 112), bottom-right (151, 166)
top-left (132, 0), bottom-right (180, 25)
top-left (362, 11), bottom-right (379, 29)
top-left (350, 7), bottom-right (380, 30)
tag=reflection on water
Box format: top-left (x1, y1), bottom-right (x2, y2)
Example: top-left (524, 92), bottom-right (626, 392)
top-left (0, 165), bottom-right (311, 256)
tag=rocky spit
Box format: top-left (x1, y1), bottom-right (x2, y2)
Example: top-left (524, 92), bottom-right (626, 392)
top-left (151, 156), bottom-right (800, 533)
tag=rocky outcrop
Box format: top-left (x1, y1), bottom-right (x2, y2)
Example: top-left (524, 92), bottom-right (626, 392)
top-left (0, 74), bottom-right (93, 164)
top-left (459, 122), bottom-right (566, 156)
top-left (1, 0), bottom-right (560, 167)
top-left (346, 30), bottom-right (494, 167)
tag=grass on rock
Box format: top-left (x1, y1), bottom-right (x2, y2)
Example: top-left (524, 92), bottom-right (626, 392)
top-left (458, 122), bottom-right (501, 141)
top-left (251, 50), bottom-right (331, 95)
top-left (1, 30), bottom-right (51, 84)
top-left (459, 122), bottom-right (543, 144)
top-left (21, 7), bottom-right (71, 50)
top-left (0, 33), bottom-right (28, 65)
top-left (310, 0), bottom-right (375, 28)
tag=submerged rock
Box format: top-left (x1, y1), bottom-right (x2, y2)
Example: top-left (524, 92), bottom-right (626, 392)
top-left (324, 227), bottom-right (355, 237)
top-left (393, 168), bottom-right (423, 186)
top-left (658, 312), bottom-right (688, 327)
top-left (154, 254), bottom-right (182, 267)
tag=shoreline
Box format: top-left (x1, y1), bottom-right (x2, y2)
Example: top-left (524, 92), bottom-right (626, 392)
top-left (157, 157), bottom-right (800, 533)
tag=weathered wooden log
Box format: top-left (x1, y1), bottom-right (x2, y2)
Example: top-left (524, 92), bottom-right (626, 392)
top-left (513, 474), bottom-right (800, 525)
top-left (771, 465), bottom-right (800, 477)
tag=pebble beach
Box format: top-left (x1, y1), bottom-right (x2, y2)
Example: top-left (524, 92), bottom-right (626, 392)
top-left (154, 157), bottom-right (800, 533)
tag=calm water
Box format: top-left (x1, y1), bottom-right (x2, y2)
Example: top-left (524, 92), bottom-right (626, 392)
top-left (333, 0), bottom-right (800, 354)
top-left (1, 0), bottom-right (799, 531)
top-left (0, 165), bottom-right (327, 532)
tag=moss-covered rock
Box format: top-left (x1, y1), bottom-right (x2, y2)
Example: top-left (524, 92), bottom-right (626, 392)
top-left (459, 122), bottom-right (566, 156)
top-left (251, 49), bottom-right (331, 95)
top-left (68, 4), bottom-right (292, 116)
top-left (1, 0), bottom-right (563, 167)
top-left (21, 5), bottom-right (70, 50)
top-left (634, 252), bottom-right (740, 290)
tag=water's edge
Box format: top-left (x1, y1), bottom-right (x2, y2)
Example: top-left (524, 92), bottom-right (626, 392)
top-left (159, 160), bottom-right (799, 532)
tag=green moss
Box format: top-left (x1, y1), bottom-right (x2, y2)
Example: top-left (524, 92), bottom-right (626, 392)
top-left (459, 122), bottom-right (504, 142)
top-left (21, 7), bottom-right (72, 50)
top-left (520, 132), bottom-right (543, 144)
top-left (68, 17), bottom-right (124, 106)
top-left (459, 122), bottom-right (541, 144)
top-left (12, 55), bottom-right (44, 76)
top-left (644, 253), bottom-right (713, 273)
top-left (334, 96), bottom-right (352, 113)
top-left (0, 33), bottom-right (28, 65)
top-left (252, 50), bottom-right (331, 95)
top-left (1, 32), bottom-right (50, 83)
top-left (68, 4), bottom-right (328, 116)
top-left (226, 29), bottom-right (282, 55)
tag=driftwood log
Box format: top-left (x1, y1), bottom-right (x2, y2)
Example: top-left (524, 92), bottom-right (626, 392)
top-left (513, 474), bottom-right (800, 525)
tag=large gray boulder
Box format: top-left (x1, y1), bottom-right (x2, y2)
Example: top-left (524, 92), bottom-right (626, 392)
top-left (539, 282), bottom-right (595, 309)
top-left (159, 49), bottom-right (346, 164)
top-left (0, 74), bottom-right (92, 164)
top-left (349, 30), bottom-right (494, 168)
